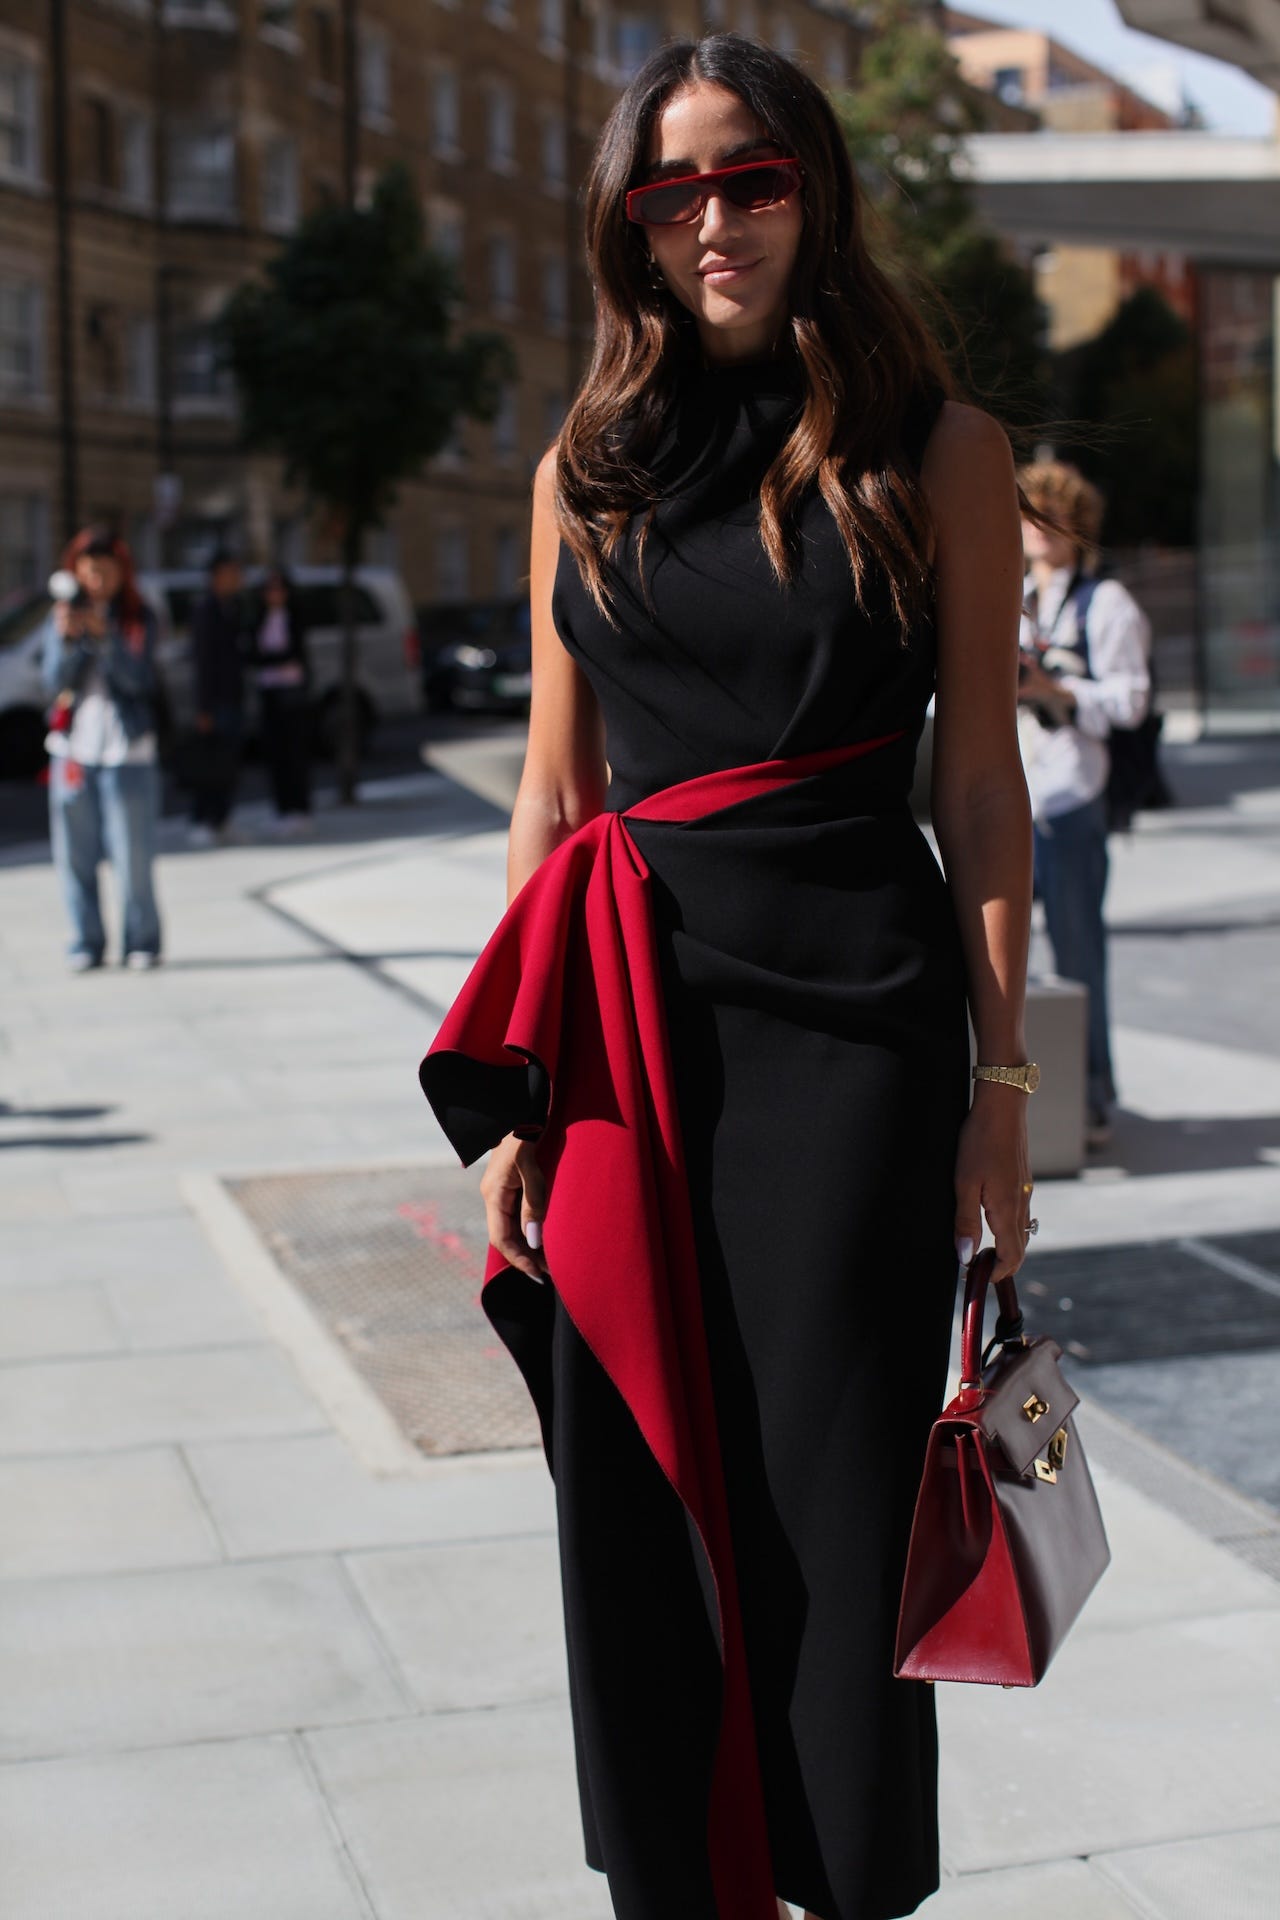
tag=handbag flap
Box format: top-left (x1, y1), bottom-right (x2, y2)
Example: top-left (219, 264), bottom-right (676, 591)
top-left (976, 1335), bottom-right (1079, 1477)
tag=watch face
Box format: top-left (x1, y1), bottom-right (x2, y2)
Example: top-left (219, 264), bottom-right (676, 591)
top-left (1025, 1063), bottom-right (1041, 1092)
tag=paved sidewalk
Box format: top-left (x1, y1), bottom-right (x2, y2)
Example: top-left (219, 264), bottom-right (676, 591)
top-left (0, 744), bottom-right (1277, 1920)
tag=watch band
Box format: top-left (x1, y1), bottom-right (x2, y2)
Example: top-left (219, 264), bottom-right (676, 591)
top-left (972, 1062), bottom-right (1040, 1093)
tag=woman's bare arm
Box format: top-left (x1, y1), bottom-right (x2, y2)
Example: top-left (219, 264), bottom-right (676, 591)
top-left (921, 400), bottom-right (1034, 1279)
top-left (480, 443), bottom-right (609, 1281)
top-left (506, 444), bottom-right (609, 904)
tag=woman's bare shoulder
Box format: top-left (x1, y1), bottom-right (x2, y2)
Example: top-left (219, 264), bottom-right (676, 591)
top-left (920, 400), bottom-right (1014, 479)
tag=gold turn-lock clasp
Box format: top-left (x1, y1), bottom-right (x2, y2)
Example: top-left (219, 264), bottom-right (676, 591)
top-left (1022, 1392), bottom-right (1050, 1424)
top-left (1034, 1428), bottom-right (1070, 1484)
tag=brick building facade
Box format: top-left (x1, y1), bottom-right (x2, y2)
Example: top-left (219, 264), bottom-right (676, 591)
top-left (0, 0), bottom-right (864, 607)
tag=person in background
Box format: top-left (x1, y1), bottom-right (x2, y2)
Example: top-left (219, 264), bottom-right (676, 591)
top-left (245, 567), bottom-right (313, 835)
top-left (188, 549), bottom-right (246, 847)
top-left (1017, 459), bottom-right (1151, 1148)
top-left (40, 526), bottom-right (164, 972)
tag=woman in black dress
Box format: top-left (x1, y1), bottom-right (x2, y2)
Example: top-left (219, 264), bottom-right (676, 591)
top-left (421, 31), bottom-right (1035, 1920)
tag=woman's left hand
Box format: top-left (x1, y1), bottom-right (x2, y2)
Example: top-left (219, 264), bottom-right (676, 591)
top-left (953, 1083), bottom-right (1034, 1282)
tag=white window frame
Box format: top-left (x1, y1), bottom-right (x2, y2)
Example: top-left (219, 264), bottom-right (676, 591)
top-left (431, 66), bottom-right (461, 162)
top-left (539, 0), bottom-right (566, 55)
top-left (119, 107), bottom-right (154, 207)
top-left (359, 21), bottom-right (392, 128)
top-left (485, 78), bottom-right (516, 175)
top-left (484, 0), bottom-right (516, 27)
top-left (0, 276), bottom-right (45, 400)
top-left (541, 249), bottom-right (567, 333)
top-left (171, 314), bottom-right (234, 416)
top-left (435, 521), bottom-right (469, 600)
top-left (539, 108), bottom-right (567, 193)
top-left (125, 311), bottom-right (157, 408)
top-left (166, 120), bottom-right (238, 221)
top-left (488, 228), bottom-right (518, 318)
top-left (162, 1), bottom-right (238, 29)
top-left (0, 48), bottom-right (40, 186)
top-left (259, 0), bottom-right (302, 48)
top-left (261, 134), bottom-right (299, 232)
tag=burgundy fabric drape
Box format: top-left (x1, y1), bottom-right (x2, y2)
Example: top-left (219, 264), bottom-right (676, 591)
top-left (419, 730), bottom-right (904, 1920)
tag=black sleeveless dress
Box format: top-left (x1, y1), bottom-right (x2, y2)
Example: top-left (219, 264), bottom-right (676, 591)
top-left (512, 348), bottom-right (973, 1920)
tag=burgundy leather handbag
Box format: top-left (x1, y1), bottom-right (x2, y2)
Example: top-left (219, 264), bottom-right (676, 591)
top-left (893, 1248), bottom-right (1111, 1687)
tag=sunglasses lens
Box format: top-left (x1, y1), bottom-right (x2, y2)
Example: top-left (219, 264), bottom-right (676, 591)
top-left (629, 161), bottom-right (800, 224)
top-left (723, 162), bottom-right (798, 210)
top-left (631, 181), bottom-right (703, 225)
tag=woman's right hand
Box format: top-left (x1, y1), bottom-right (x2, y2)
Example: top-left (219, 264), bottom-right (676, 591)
top-left (479, 1133), bottom-right (549, 1281)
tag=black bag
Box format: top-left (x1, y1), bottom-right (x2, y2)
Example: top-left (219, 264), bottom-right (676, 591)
top-left (1072, 576), bottom-right (1172, 834)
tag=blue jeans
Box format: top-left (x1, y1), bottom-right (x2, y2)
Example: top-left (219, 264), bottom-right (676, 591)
top-left (48, 758), bottom-right (163, 961)
top-left (1033, 792), bottom-right (1115, 1114)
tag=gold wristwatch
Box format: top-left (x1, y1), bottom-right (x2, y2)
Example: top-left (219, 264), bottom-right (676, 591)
top-left (972, 1062), bottom-right (1041, 1093)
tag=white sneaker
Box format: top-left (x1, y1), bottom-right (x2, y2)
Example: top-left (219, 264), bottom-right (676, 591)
top-left (124, 951), bottom-right (160, 971)
top-left (187, 823), bottom-right (216, 849)
top-left (66, 949), bottom-right (101, 974)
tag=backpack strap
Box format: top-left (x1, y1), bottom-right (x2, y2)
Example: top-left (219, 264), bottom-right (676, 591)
top-left (1069, 574), bottom-right (1101, 679)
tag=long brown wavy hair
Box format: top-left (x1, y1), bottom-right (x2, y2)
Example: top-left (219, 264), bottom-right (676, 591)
top-left (555, 31), bottom-right (963, 642)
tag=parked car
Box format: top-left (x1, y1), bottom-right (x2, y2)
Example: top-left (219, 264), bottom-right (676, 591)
top-left (138, 563), bottom-right (422, 755)
top-left (421, 598), bottom-right (532, 714)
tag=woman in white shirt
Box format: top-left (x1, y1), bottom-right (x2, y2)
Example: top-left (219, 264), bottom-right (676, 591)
top-left (1017, 460), bottom-right (1151, 1146)
top-left (41, 527), bottom-right (164, 971)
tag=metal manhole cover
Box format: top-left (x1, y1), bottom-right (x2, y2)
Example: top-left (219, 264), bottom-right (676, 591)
top-left (226, 1166), bottom-right (539, 1456)
top-left (1017, 1230), bottom-right (1280, 1364)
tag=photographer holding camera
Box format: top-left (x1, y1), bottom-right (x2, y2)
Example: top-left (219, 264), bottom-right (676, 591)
top-left (40, 526), bottom-right (164, 972)
top-left (1017, 461), bottom-right (1151, 1147)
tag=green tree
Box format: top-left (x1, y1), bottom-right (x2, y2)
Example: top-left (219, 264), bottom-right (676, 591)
top-left (218, 164), bottom-right (516, 801)
top-left (1055, 287), bottom-right (1197, 546)
top-left (832, 0), bottom-right (1049, 415)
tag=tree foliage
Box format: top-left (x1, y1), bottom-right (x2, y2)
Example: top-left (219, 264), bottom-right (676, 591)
top-left (832, 0), bottom-right (1049, 415)
top-left (219, 165), bottom-right (515, 557)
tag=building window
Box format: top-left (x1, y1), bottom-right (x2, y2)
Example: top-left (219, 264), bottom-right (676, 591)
top-left (260, 0), bottom-right (299, 34)
top-left (488, 230), bottom-right (517, 316)
top-left (86, 301), bottom-right (123, 398)
top-left (539, 0), bottom-right (566, 50)
top-left (542, 251), bottom-right (567, 331)
top-left (261, 135), bottom-right (299, 230)
top-left (0, 52), bottom-right (40, 183)
top-left (540, 110), bottom-right (566, 191)
top-left (0, 279), bottom-right (44, 398)
top-left (0, 492), bottom-right (50, 599)
top-left (431, 67), bottom-right (460, 160)
top-left (486, 80), bottom-right (516, 173)
top-left (120, 110), bottom-right (153, 205)
top-left (436, 523), bottom-right (469, 600)
top-left (541, 387), bottom-right (565, 448)
top-left (359, 22), bottom-right (392, 125)
top-left (994, 66), bottom-right (1025, 105)
top-left (85, 96), bottom-right (114, 191)
top-left (771, 11), bottom-right (797, 57)
top-left (163, 0), bottom-right (237, 25)
top-left (824, 35), bottom-right (847, 87)
top-left (494, 525), bottom-right (520, 597)
top-left (492, 383), bottom-right (519, 458)
top-left (125, 312), bottom-right (157, 406)
top-left (704, 0), bottom-right (729, 24)
top-left (172, 319), bottom-right (233, 409)
top-left (311, 6), bottom-right (337, 85)
top-left (430, 199), bottom-right (466, 277)
top-left (738, 1), bottom-right (757, 40)
top-left (167, 122), bottom-right (237, 219)
top-left (484, 0), bottom-right (515, 26)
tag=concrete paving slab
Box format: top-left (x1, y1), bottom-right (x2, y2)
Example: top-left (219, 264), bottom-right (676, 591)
top-left (0, 1557), bottom-right (411, 1759)
top-left (0, 1283), bottom-right (123, 1360)
top-left (0, 1209), bottom-right (227, 1291)
top-left (0, 1734), bottom-right (368, 1920)
top-left (104, 1265), bottom-right (264, 1350)
top-left (185, 1431), bottom-right (554, 1559)
top-left (1092, 1825), bottom-right (1280, 1920)
top-left (0, 1449), bottom-right (221, 1579)
top-left (305, 1700), bottom-right (613, 1920)
top-left (917, 1860), bottom-right (1143, 1919)
top-left (0, 1347), bottom-right (328, 1455)
top-left (344, 1536), bottom-right (569, 1711)
top-left (938, 1610), bottom-right (1280, 1870)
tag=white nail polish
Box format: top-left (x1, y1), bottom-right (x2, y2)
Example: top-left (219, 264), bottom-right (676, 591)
top-left (524, 1220), bottom-right (542, 1249)
top-left (957, 1236), bottom-right (975, 1266)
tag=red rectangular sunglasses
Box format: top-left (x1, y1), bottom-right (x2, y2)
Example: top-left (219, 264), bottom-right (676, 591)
top-left (625, 156), bottom-right (804, 227)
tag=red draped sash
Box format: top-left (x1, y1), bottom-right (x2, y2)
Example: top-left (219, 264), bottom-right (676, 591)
top-left (420, 730), bottom-right (904, 1919)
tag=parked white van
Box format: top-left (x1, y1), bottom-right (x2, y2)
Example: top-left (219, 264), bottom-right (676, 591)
top-left (138, 564), bottom-right (422, 753)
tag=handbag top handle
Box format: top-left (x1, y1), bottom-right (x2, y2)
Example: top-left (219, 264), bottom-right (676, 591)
top-left (959, 1249), bottom-right (1027, 1389)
